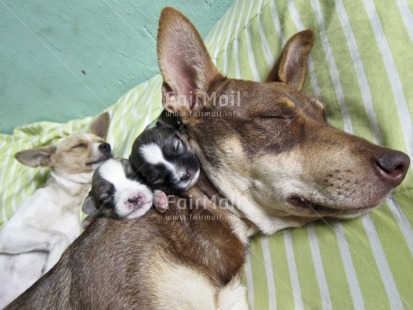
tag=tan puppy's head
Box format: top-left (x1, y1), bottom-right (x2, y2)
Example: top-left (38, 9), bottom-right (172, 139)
top-left (15, 113), bottom-right (112, 177)
top-left (157, 8), bottom-right (410, 233)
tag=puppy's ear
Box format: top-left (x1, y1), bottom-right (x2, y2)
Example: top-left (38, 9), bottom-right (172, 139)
top-left (266, 30), bottom-right (314, 90)
top-left (82, 194), bottom-right (97, 215)
top-left (156, 109), bottom-right (180, 129)
top-left (15, 145), bottom-right (57, 167)
top-left (89, 112), bottom-right (110, 140)
top-left (157, 8), bottom-right (221, 116)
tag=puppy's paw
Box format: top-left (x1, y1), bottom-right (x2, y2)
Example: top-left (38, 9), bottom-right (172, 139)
top-left (43, 236), bottom-right (70, 274)
top-left (153, 190), bottom-right (168, 213)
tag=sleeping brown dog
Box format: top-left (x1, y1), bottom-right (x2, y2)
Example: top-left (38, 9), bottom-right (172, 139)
top-left (7, 7), bottom-right (409, 309)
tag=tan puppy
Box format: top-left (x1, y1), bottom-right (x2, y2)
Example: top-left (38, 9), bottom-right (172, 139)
top-left (0, 113), bottom-right (111, 308)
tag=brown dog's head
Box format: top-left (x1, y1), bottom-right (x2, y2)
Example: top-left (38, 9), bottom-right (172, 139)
top-left (157, 8), bottom-right (410, 233)
top-left (15, 112), bottom-right (112, 178)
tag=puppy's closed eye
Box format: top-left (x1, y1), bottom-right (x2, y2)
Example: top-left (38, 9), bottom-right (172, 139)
top-left (72, 143), bottom-right (88, 149)
top-left (173, 138), bottom-right (185, 153)
top-left (147, 173), bottom-right (165, 185)
top-left (99, 192), bottom-right (112, 204)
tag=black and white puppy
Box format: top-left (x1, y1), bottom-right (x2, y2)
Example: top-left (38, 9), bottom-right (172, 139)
top-left (82, 158), bottom-right (168, 227)
top-left (129, 116), bottom-right (200, 193)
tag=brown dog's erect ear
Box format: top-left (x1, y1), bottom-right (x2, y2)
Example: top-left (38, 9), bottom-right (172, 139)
top-left (157, 7), bottom-right (220, 115)
top-left (82, 194), bottom-right (97, 215)
top-left (89, 112), bottom-right (110, 139)
top-left (15, 145), bottom-right (57, 168)
top-left (267, 30), bottom-right (315, 90)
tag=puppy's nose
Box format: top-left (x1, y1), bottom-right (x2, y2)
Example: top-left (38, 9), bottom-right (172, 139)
top-left (375, 150), bottom-right (410, 185)
top-left (128, 195), bottom-right (142, 205)
top-left (180, 171), bottom-right (193, 182)
top-left (99, 143), bottom-right (111, 154)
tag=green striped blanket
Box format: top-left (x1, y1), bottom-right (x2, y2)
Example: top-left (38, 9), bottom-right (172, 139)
top-left (1, 0), bottom-right (412, 309)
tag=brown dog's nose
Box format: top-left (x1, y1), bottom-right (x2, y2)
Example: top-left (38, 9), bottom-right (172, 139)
top-left (375, 150), bottom-right (410, 185)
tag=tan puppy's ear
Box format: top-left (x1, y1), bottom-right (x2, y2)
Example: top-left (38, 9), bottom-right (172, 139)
top-left (89, 112), bottom-right (110, 139)
top-left (157, 7), bottom-right (221, 116)
top-left (15, 145), bottom-right (57, 168)
top-left (266, 30), bottom-right (315, 90)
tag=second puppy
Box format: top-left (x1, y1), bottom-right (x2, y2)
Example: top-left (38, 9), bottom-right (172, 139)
top-left (129, 114), bottom-right (200, 194)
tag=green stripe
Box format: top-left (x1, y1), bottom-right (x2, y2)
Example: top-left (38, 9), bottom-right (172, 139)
top-left (317, 0), bottom-right (375, 141)
top-left (261, 1), bottom-right (281, 65)
top-left (370, 203), bottom-right (413, 308)
top-left (394, 191), bottom-right (413, 226)
top-left (269, 232), bottom-right (296, 309)
top-left (284, 0), bottom-right (347, 132)
top-left (211, 2), bottom-right (234, 59)
top-left (215, 1), bottom-right (240, 74)
top-left (341, 215), bottom-right (391, 309)
top-left (249, 236), bottom-right (270, 310)
top-left (290, 227), bottom-right (323, 307)
top-left (313, 222), bottom-right (356, 309)
top-left (341, 0), bottom-right (407, 142)
top-left (237, 29), bottom-right (255, 80)
top-left (206, 0), bottom-right (245, 69)
top-left (374, 0), bottom-right (413, 119)
top-left (247, 1), bottom-right (272, 81)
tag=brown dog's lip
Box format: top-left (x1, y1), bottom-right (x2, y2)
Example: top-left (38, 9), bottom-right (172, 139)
top-left (287, 195), bottom-right (376, 214)
top-left (287, 196), bottom-right (329, 212)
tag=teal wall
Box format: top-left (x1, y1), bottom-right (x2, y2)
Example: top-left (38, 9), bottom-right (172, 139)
top-left (0, 0), bottom-right (232, 134)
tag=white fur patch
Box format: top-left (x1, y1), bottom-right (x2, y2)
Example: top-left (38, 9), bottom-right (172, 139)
top-left (150, 261), bottom-right (216, 309)
top-left (99, 160), bottom-right (153, 219)
top-left (99, 159), bottom-right (130, 186)
top-left (141, 144), bottom-right (176, 171)
top-left (218, 277), bottom-right (249, 310)
top-left (90, 142), bottom-right (102, 158)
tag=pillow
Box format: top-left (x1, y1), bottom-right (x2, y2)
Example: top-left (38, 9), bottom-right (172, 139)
top-left (1, 0), bottom-right (412, 308)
